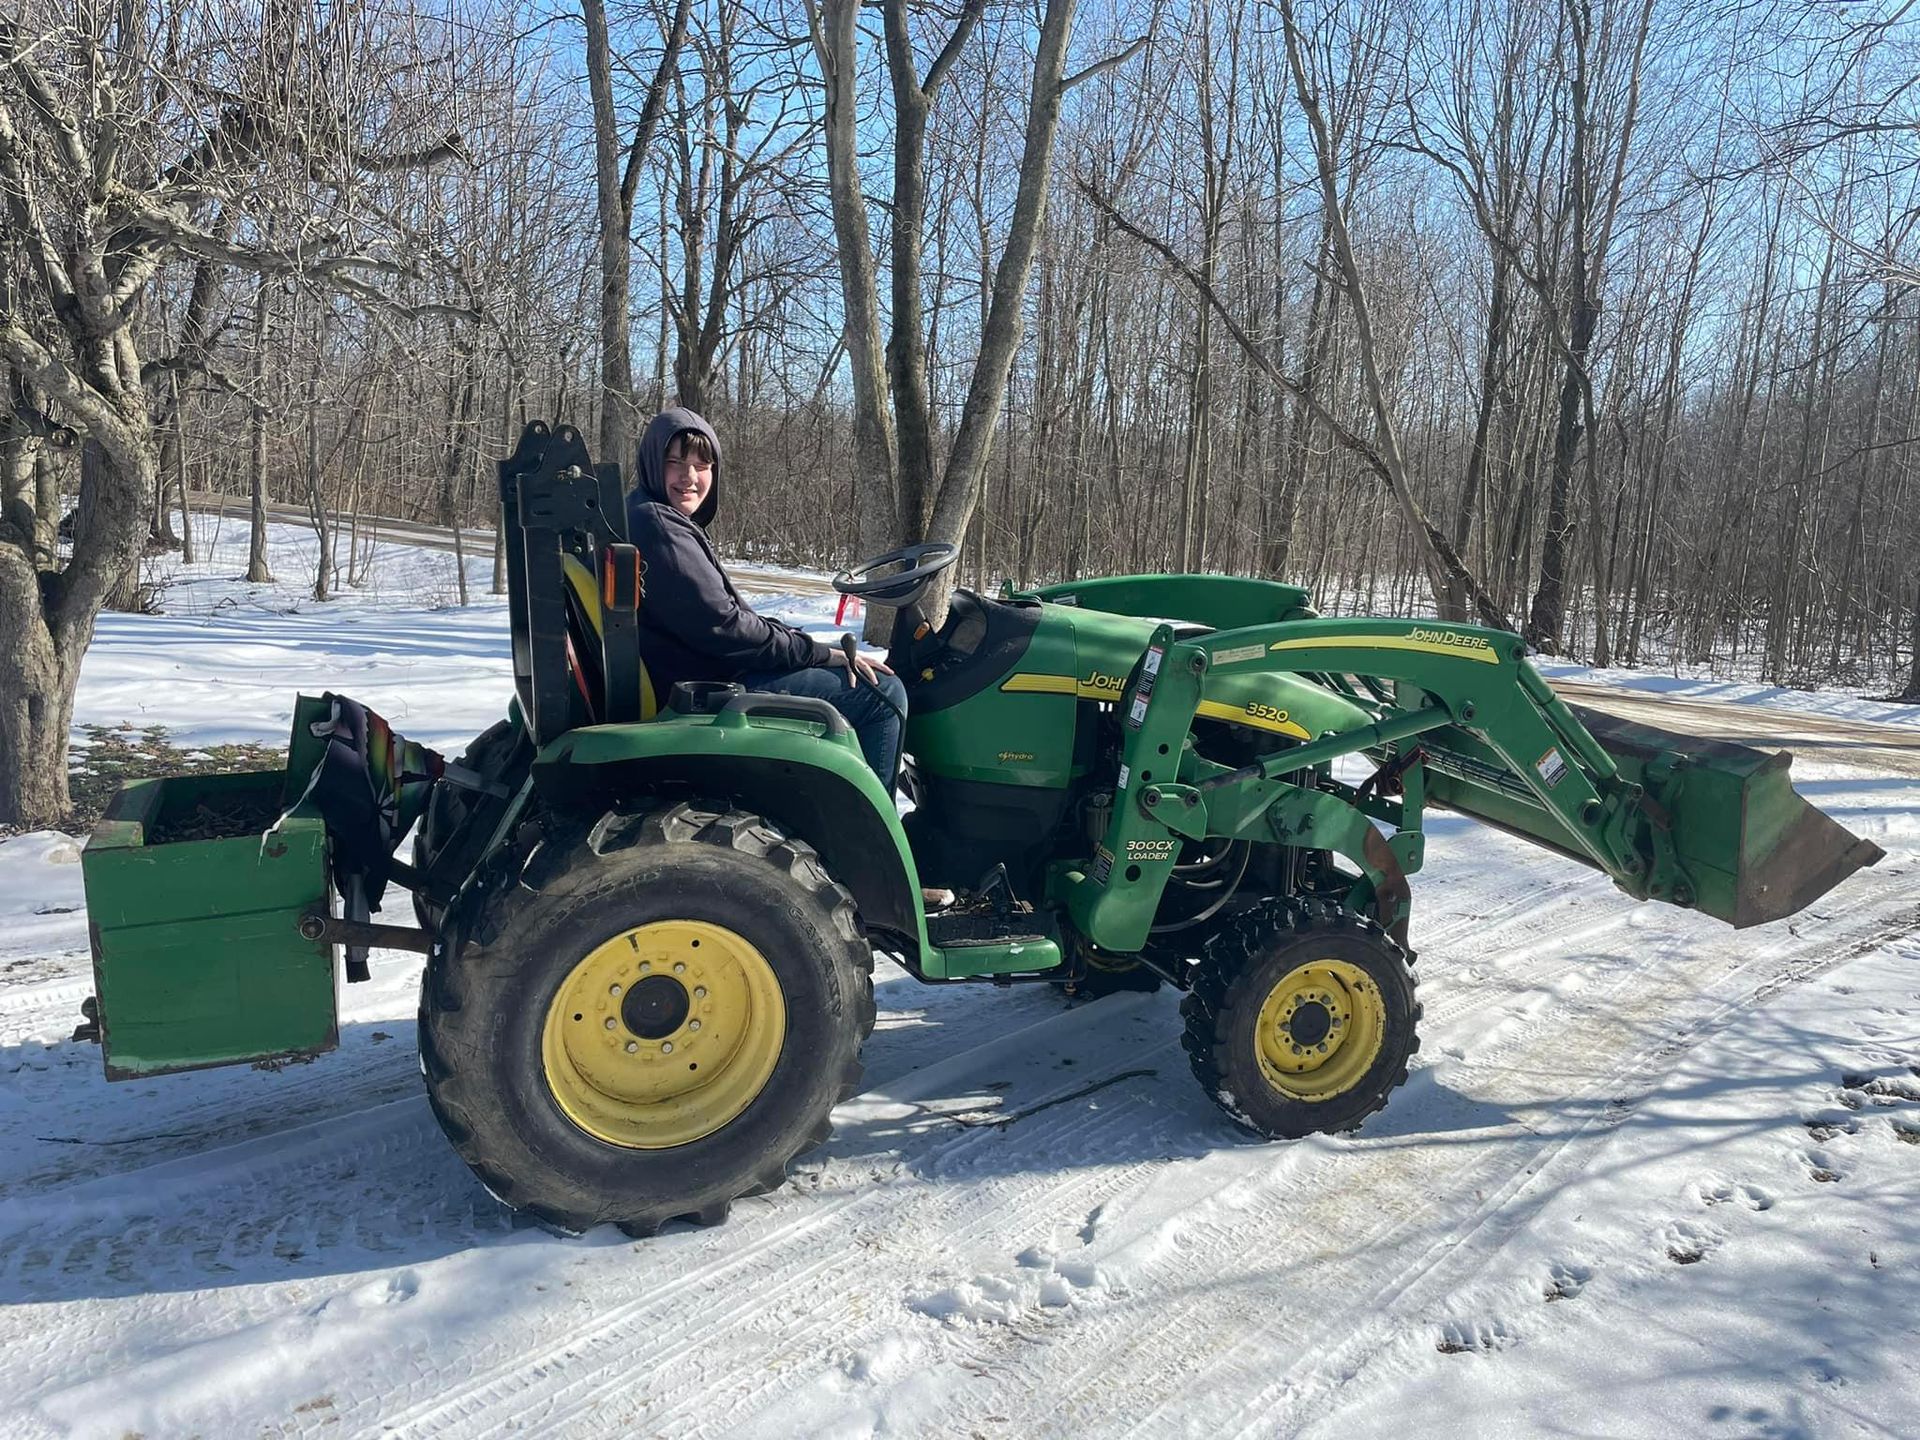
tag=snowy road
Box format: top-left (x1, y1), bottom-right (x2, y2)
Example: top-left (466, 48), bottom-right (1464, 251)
top-left (2, 522), bottom-right (1915, 1437)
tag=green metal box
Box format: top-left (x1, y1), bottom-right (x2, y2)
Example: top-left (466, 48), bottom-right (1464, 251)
top-left (81, 766), bottom-right (337, 1079)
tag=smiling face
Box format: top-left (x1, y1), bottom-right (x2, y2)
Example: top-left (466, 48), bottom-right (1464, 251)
top-left (663, 431), bottom-right (715, 518)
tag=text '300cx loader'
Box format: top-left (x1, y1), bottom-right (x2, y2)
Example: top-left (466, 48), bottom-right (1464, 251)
top-left (72, 422), bottom-right (1884, 1235)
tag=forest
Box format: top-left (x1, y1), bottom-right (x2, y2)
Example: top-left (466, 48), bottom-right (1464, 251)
top-left (3, 0), bottom-right (1918, 827)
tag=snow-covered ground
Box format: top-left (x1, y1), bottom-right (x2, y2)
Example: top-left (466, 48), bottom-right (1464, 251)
top-left (80, 514), bottom-right (847, 753)
top-left (2, 519), bottom-right (1916, 1437)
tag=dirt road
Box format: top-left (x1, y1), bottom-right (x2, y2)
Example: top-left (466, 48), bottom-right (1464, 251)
top-left (1553, 679), bottom-right (1920, 779)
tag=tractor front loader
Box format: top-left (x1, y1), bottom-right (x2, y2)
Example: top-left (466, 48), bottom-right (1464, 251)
top-left (71, 422), bottom-right (1884, 1235)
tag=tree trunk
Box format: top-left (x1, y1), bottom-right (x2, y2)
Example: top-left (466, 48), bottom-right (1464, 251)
top-left (583, 0), bottom-right (688, 462)
top-left (881, 0), bottom-right (982, 538)
top-left (924, 0), bottom-right (1084, 556)
top-left (0, 549), bottom-right (73, 828)
top-left (1904, 579), bottom-right (1920, 701)
top-left (1, 425), bottom-right (35, 561)
top-left (0, 427), bottom-right (154, 829)
top-left (442, 341), bottom-right (479, 608)
top-left (246, 275), bottom-right (274, 583)
top-left (163, 391), bottom-right (194, 564)
top-left (1528, 351), bottom-right (1584, 651)
top-left (583, 0), bottom-right (640, 469)
top-left (1275, 0), bottom-right (1503, 627)
top-left (810, 0), bottom-right (899, 553)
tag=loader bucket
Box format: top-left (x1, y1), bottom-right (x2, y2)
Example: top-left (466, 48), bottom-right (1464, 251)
top-left (1569, 707), bottom-right (1884, 928)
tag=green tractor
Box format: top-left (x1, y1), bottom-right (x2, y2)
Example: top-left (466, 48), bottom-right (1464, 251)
top-left (74, 421), bottom-right (1884, 1235)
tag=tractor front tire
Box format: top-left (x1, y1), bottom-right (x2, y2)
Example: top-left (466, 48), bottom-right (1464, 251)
top-left (1182, 899), bottom-right (1418, 1139)
top-left (420, 801), bottom-right (874, 1236)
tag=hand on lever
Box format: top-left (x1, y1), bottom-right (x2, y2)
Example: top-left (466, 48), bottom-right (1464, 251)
top-left (830, 633), bottom-right (894, 689)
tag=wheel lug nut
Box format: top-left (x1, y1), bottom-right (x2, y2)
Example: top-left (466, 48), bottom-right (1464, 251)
top-left (689, 1019), bottom-right (701, 1031)
top-left (625, 1040), bottom-right (638, 1053)
top-left (694, 986), bottom-right (707, 999)
top-left (639, 962), bottom-right (652, 974)
top-left (673, 962), bottom-right (686, 974)
top-left (609, 983), bottom-right (622, 996)
top-left (604, 1017), bottom-right (617, 1030)
top-left (661, 1041), bottom-right (674, 1054)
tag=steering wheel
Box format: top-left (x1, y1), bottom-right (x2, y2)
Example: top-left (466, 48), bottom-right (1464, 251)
top-left (831, 542), bottom-right (958, 609)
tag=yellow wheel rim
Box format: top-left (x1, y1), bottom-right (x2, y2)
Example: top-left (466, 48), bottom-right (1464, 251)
top-left (540, 920), bottom-right (786, 1149)
top-left (1253, 959), bottom-right (1386, 1102)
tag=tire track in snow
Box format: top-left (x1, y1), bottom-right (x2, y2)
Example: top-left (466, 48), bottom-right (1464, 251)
top-left (0, 986), bottom-right (1166, 1429)
top-left (0, 958), bottom-right (1038, 1212)
top-left (778, 884), bottom-right (1642, 1429)
top-left (357, 856), bottom-right (1711, 1437)
top-left (1197, 898), bottom-right (1920, 1440)
top-left (0, 1028), bottom-right (425, 1201)
top-left (365, 997), bottom-right (1176, 1437)
top-left (560, 1091), bottom-right (1205, 1438)
top-left (0, 979), bottom-right (93, 1060)
top-left (785, 896), bottom-right (1707, 1435)
top-left (6, 841), bottom-right (1906, 1435)
top-left (922, 869), bottom-right (1920, 1440)
top-left (0, 976), bottom-right (93, 1028)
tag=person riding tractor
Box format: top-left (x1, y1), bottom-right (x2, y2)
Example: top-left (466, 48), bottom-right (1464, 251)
top-left (625, 408), bottom-right (907, 792)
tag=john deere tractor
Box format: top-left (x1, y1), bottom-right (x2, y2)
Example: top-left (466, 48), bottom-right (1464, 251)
top-left (74, 422), bottom-right (1884, 1235)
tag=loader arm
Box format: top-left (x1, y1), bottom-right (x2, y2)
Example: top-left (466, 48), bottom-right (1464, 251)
top-left (1056, 618), bottom-right (1882, 955)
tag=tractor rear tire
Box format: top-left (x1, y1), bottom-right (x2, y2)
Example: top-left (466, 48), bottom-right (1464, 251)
top-left (419, 801), bottom-right (874, 1236)
top-left (1181, 898), bottom-right (1418, 1139)
top-left (412, 719), bottom-right (526, 932)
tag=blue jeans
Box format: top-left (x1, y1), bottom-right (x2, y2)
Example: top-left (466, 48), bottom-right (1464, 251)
top-left (740, 665), bottom-right (908, 792)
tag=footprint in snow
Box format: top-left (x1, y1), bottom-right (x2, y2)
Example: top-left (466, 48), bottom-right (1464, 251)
top-left (1803, 1117), bottom-right (1858, 1143)
top-left (1542, 1261), bottom-right (1591, 1302)
top-left (1662, 1220), bottom-right (1719, 1266)
top-left (1436, 1318), bottom-right (1516, 1354)
top-left (1696, 1180), bottom-right (1773, 1212)
top-left (1078, 1203), bottom-right (1107, 1246)
top-left (914, 1218), bottom-right (1114, 1326)
top-left (1801, 1149), bottom-right (1845, 1184)
top-left (1840, 1069), bottom-right (1920, 1105)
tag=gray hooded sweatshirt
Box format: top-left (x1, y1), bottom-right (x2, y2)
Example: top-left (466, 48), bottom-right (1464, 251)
top-left (624, 408), bottom-right (830, 695)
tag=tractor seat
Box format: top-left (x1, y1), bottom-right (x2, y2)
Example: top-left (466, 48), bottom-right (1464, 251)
top-left (560, 552), bottom-right (661, 725)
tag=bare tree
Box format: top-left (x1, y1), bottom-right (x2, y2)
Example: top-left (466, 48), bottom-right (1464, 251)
top-left (808, 0), bottom-right (1148, 610)
top-left (0, 0), bottom-right (470, 827)
top-left (583, 0), bottom-right (691, 466)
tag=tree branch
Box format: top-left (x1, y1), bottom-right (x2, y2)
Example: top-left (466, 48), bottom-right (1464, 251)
top-left (1078, 175), bottom-right (1511, 629)
top-left (0, 108), bottom-right (78, 311)
top-left (619, 0), bottom-right (694, 214)
top-left (922, 0), bottom-right (985, 97)
top-left (0, 16), bottom-right (91, 175)
top-left (1061, 33), bottom-right (1150, 93)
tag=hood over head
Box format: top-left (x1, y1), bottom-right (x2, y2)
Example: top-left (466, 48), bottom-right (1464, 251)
top-left (635, 407), bottom-right (722, 528)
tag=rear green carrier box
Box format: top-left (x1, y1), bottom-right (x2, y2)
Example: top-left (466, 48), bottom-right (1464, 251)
top-left (82, 759), bottom-right (336, 1080)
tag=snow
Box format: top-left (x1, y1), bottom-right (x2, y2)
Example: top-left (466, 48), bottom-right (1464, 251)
top-left (1296, 944), bottom-right (1920, 1440)
top-left (76, 514), bottom-right (852, 752)
top-left (1, 518), bottom-right (1916, 1437)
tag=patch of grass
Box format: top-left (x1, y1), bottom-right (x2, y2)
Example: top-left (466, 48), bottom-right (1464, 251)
top-left (61, 724), bottom-right (285, 835)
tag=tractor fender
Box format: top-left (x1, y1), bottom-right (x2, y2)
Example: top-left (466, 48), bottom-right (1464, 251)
top-left (527, 716), bottom-right (928, 956)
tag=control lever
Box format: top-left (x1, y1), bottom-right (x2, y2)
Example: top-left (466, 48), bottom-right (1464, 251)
top-left (838, 633), bottom-right (907, 725)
